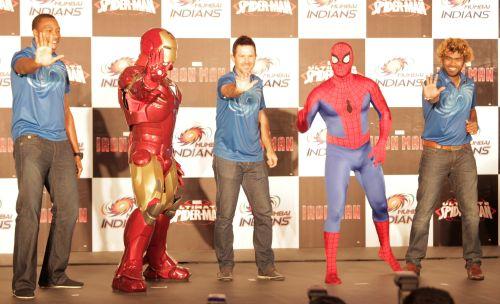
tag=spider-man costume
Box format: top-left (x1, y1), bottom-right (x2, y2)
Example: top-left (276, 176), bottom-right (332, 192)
top-left (112, 28), bottom-right (190, 293)
top-left (297, 42), bottom-right (401, 285)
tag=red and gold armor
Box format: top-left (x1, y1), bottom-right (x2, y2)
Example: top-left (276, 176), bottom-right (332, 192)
top-left (112, 28), bottom-right (190, 293)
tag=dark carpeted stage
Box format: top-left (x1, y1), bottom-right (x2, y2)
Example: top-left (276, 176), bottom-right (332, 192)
top-left (1, 247), bottom-right (499, 304)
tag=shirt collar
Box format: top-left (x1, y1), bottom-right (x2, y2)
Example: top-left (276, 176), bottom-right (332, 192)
top-left (438, 68), bottom-right (467, 87)
top-left (232, 67), bottom-right (256, 81)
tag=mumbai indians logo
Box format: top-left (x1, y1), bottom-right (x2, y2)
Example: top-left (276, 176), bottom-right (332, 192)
top-left (100, 197), bottom-right (135, 218)
top-left (380, 57), bottom-right (408, 75)
top-left (175, 126), bottom-right (214, 158)
top-left (239, 195), bottom-right (281, 215)
top-left (307, 128), bottom-right (327, 145)
top-left (387, 193), bottom-right (416, 224)
top-left (95, 0), bottom-right (159, 14)
top-left (376, 56), bottom-right (424, 88)
top-left (369, 0), bottom-right (430, 16)
top-left (253, 57), bottom-right (290, 88)
top-left (387, 193), bottom-right (414, 213)
top-left (29, 0), bottom-right (84, 16)
top-left (177, 126), bottom-right (206, 146)
top-left (444, 0), bottom-right (470, 7)
top-left (306, 0), bottom-right (358, 19)
top-left (440, 0), bottom-right (490, 19)
top-left (253, 57), bottom-right (277, 75)
top-left (239, 196), bottom-right (292, 227)
top-left (102, 57), bottom-right (135, 76)
top-left (234, 0), bottom-right (296, 16)
top-left (0, 0), bottom-right (17, 13)
top-left (308, 0), bottom-right (336, 7)
top-left (169, 0), bottom-right (223, 18)
top-left (0, 199), bottom-right (14, 230)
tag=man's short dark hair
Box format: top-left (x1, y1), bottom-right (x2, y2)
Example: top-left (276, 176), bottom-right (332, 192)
top-left (232, 35), bottom-right (256, 55)
top-left (403, 287), bottom-right (455, 304)
top-left (32, 14), bottom-right (56, 30)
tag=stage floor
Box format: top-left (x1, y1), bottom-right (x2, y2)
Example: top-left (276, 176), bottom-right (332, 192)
top-left (1, 247), bottom-right (499, 304)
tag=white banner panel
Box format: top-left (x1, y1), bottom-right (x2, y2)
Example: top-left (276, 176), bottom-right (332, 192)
top-left (298, 0), bottom-right (366, 38)
top-left (0, 36), bottom-right (20, 108)
top-left (233, 176), bottom-right (299, 249)
top-left (472, 106), bottom-right (498, 174)
top-left (173, 107), bottom-right (216, 178)
top-left (91, 37), bottom-right (139, 108)
top-left (366, 38), bottom-right (433, 107)
top-left (71, 107), bottom-right (93, 178)
top-left (0, 178), bottom-right (17, 253)
top-left (365, 175), bottom-right (433, 248)
top-left (92, 177), bottom-right (136, 252)
top-left (20, 0), bottom-right (92, 37)
top-left (432, 0), bottom-right (499, 39)
top-left (162, 0), bottom-right (231, 38)
top-left (298, 115), bottom-right (326, 176)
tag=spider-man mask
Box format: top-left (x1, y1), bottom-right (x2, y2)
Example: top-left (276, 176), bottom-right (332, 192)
top-left (330, 42), bottom-right (353, 78)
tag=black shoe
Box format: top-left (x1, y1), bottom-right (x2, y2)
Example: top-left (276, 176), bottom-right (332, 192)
top-left (12, 288), bottom-right (35, 299)
top-left (39, 277), bottom-right (84, 289)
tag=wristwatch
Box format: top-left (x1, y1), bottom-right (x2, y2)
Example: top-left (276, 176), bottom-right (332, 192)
top-left (74, 152), bottom-right (84, 159)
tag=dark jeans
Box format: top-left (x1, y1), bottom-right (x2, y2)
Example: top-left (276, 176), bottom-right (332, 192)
top-left (212, 155), bottom-right (275, 272)
top-left (12, 135), bottom-right (79, 291)
top-left (406, 145), bottom-right (482, 267)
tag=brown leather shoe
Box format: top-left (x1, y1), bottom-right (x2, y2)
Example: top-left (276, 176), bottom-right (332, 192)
top-left (467, 263), bottom-right (484, 281)
top-left (406, 262), bottom-right (421, 276)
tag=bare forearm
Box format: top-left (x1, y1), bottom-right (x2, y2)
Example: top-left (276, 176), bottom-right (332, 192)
top-left (259, 112), bottom-right (274, 152)
top-left (65, 111), bottom-right (80, 153)
top-left (14, 58), bottom-right (41, 75)
top-left (469, 108), bottom-right (478, 123)
top-left (260, 126), bottom-right (274, 153)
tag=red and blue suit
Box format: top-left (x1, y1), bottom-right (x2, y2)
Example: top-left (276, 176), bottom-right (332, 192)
top-left (112, 28), bottom-right (190, 293)
top-left (297, 42), bottom-right (401, 285)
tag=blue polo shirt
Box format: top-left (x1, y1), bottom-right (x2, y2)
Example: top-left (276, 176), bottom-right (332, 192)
top-left (422, 69), bottom-right (476, 146)
top-left (214, 70), bottom-right (266, 162)
top-left (10, 40), bottom-right (70, 141)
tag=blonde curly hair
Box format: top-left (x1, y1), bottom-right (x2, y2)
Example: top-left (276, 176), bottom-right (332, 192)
top-left (437, 38), bottom-right (474, 63)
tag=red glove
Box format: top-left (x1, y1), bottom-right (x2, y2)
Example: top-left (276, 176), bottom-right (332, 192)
top-left (297, 109), bottom-right (309, 133)
top-left (175, 160), bottom-right (184, 187)
top-left (368, 141), bottom-right (387, 167)
top-left (144, 49), bottom-right (168, 88)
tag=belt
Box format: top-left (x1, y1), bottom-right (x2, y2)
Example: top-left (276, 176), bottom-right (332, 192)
top-left (422, 139), bottom-right (467, 151)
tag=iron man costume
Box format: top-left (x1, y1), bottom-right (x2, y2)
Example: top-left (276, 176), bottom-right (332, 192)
top-left (112, 28), bottom-right (190, 293)
top-left (297, 42), bottom-right (401, 285)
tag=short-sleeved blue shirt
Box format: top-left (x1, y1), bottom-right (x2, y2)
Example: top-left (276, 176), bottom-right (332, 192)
top-left (10, 40), bottom-right (70, 141)
top-left (213, 70), bottom-right (266, 162)
top-left (422, 69), bottom-right (476, 146)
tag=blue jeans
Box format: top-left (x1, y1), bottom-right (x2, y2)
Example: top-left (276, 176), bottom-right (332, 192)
top-left (12, 135), bottom-right (79, 291)
top-left (212, 155), bottom-right (275, 272)
top-left (406, 145), bottom-right (482, 267)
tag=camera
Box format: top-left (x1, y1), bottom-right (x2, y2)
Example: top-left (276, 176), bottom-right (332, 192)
top-left (394, 271), bottom-right (419, 304)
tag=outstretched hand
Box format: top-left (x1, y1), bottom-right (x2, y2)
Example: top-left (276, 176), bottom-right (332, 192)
top-left (422, 74), bottom-right (445, 102)
top-left (34, 32), bottom-right (64, 67)
top-left (146, 49), bottom-right (169, 83)
top-left (235, 73), bottom-right (257, 94)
